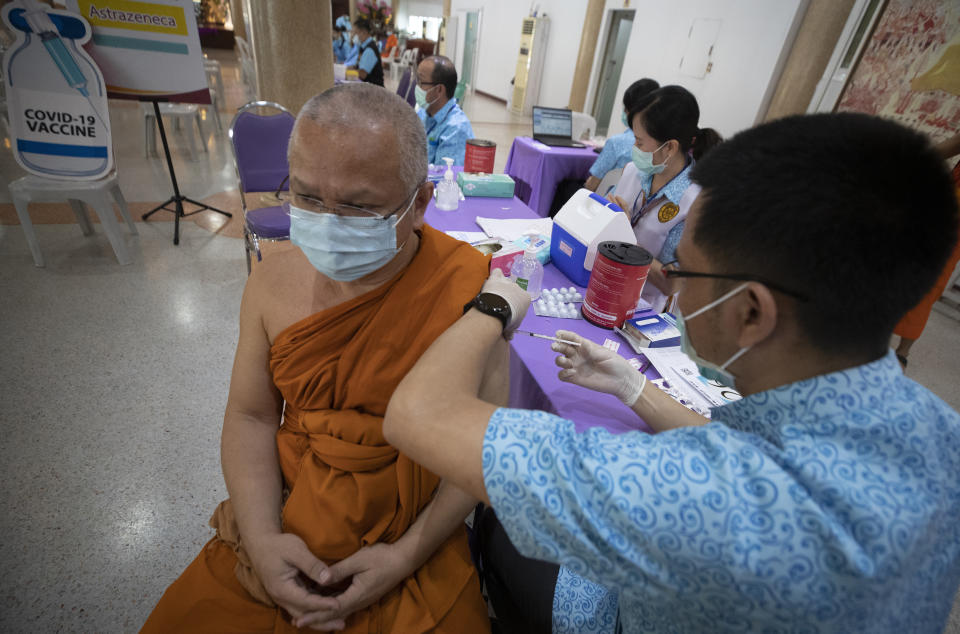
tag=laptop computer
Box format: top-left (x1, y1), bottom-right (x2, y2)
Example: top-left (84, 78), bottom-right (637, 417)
top-left (532, 106), bottom-right (585, 148)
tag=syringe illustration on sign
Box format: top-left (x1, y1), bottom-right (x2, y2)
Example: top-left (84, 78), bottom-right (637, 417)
top-left (2, 0), bottom-right (112, 179)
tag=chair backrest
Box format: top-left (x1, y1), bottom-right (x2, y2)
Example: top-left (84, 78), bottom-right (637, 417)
top-left (234, 37), bottom-right (258, 101)
top-left (229, 101), bottom-right (295, 210)
top-left (235, 35), bottom-right (253, 62)
top-left (595, 165), bottom-right (624, 198)
top-left (404, 79), bottom-right (417, 107)
top-left (571, 111), bottom-right (597, 140)
top-left (397, 66), bottom-right (411, 100)
top-left (453, 81), bottom-right (468, 102)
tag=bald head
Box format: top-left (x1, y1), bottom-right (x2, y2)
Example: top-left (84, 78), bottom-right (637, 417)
top-left (292, 83), bottom-right (427, 191)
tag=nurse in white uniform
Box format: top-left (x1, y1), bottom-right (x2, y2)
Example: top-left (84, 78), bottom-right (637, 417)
top-left (612, 85), bottom-right (722, 311)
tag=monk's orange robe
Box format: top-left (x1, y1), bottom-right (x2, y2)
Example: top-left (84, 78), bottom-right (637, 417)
top-left (142, 227), bottom-right (491, 633)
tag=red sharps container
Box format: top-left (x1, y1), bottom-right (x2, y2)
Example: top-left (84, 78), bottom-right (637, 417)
top-left (464, 139), bottom-right (496, 173)
top-left (581, 241), bottom-right (653, 328)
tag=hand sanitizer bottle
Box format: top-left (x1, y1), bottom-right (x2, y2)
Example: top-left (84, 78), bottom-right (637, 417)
top-left (510, 231), bottom-right (544, 300)
top-left (435, 157), bottom-right (460, 211)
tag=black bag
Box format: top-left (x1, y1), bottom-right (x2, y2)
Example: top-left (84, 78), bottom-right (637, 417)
top-left (548, 178), bottom-right (584, 218)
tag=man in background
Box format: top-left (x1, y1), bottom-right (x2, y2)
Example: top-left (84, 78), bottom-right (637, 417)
top-left (416, 55), bottom-right (474, 166)
top-left (351, 18), bottom-right (384, 86)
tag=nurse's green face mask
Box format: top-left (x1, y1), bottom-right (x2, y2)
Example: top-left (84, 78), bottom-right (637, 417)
top-left (631, 141), bottom-right (669, 176)
top-left (675, 284), bottom-right (751, 387)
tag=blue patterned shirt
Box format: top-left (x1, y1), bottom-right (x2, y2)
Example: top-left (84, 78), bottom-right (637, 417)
top-left (589, 130), bottom-right (635, 181)
top-left (417, 99), bottom-right (474, 166)
top-left (484, 350), bottom-right (960, 633)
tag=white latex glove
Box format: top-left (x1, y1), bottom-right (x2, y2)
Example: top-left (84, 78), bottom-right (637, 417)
top-left (480, 268), bottom-right (532, 334)
top-left (551, 330), bottom-right (645, 406)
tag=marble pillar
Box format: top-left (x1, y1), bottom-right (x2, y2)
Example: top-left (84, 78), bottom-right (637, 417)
top-left (245, 0), bottom-right (335, 115)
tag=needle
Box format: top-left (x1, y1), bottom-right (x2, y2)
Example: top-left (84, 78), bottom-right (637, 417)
top-left (514, 330), bottom-right (581, 346)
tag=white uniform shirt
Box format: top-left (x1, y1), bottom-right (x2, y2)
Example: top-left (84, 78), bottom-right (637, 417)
top-left (614, 161), bottom-right (700, 311)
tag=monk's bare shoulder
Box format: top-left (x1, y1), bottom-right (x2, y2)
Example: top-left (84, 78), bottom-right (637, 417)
top-left (243, 248), bottom-right (334, 342)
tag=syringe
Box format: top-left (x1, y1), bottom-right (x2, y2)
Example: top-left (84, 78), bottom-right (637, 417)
top-left (19, 0), bottom-right (107, 130)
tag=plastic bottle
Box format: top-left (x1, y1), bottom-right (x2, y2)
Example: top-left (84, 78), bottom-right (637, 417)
top-left (435, 157), bottom-right (460, 211)
top-left (510, 230), bottom-right (544, 300)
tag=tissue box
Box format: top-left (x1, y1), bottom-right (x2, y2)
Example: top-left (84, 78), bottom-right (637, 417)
top-left (457, 172), bottom-right (516, 198)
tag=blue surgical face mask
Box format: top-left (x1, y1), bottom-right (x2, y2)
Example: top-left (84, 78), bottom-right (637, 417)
top-left (288, 196), bottom-right (416, 282)
top-left (676, 283), bottom-right (752, 387)
top-left (415, 85), bottom-right (439, 109)
top-left (631, 141), bottom-right (669, 176)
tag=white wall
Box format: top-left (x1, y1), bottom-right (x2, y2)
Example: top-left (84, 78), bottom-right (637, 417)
top-left (585, 0), bottom-right (806, 139)
top-left (449, 0), bottom-right (588, 108)
top-left (396, 0), bottom-right (444, 33)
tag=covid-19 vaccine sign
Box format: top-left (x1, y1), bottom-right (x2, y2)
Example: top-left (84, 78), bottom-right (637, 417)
top-left (65, 0), bottom-right (210, 104)
top-left (2, 0), bottom-right (113, 180)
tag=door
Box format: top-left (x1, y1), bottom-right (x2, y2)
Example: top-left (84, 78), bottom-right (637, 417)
top-left (808, 0), bottom-right (884, 113)
top-left (592, 10), bottom-right (635, 136)
top-left (460, 11), bottom-right (480, 89)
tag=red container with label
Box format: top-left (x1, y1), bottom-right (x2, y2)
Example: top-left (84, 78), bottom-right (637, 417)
top-left (464, 139), bottom-right (496, 173)
top-left (581, 241), bottom-right (652, 328)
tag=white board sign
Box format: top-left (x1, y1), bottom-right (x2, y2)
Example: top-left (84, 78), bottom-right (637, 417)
top-left (65, 0), bottom-right (210, 104)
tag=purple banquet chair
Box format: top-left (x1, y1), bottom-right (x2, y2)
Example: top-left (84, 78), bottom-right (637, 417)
top-left (397, 66), bottom-right (414, 107)
top-left (228, 101), bottom-right (295, 274)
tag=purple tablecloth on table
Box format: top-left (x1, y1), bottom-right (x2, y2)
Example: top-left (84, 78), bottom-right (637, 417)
top-left (427, 195), bottom-right (656, 435)
top-left (503, 136), bottom-right (599, 218)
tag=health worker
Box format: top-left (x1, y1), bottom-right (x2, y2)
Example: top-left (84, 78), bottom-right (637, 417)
top-left (612, 85), bottom-right (721, 312)
top-left (382, 112), bottom-right (960, 634)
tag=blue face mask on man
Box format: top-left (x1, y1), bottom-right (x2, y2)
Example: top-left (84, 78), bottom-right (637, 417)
top-left (288, 194), bottom-right (416, 282)
top-left (675, 283), bottom-right (752, 387)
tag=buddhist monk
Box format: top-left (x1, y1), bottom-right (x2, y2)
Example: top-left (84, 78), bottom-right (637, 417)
top-left (141, 83), bottom-right (502, 633)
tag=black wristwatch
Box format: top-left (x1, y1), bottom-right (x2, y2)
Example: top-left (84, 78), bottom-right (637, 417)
top-left (463, 292), bottom-right (512, 331)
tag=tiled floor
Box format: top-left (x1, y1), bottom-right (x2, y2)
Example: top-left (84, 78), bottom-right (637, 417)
top-left (2, 48), bottom-right (959, 633)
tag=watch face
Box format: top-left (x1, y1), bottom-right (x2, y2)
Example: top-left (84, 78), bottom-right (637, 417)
top-left (476, 292), bottom-right (510, 327)
top-left (478, 292), bottom-right (509, 313)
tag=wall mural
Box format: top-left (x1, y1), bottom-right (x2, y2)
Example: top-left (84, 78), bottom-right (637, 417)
top-left (838, 0), bottom-right (960, 142)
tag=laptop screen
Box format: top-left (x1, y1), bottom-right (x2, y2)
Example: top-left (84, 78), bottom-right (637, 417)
top-left (533, 107), bottom-right (572, 137)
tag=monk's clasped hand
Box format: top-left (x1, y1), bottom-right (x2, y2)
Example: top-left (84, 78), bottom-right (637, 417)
top-left (246, 532), bottom-right (345, 629)
top-left (293, 542), bottom-right (414, 630)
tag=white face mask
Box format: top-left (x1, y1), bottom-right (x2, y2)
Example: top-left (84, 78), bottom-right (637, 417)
top-left (676, 283), bottom-right (752, 387)
top-left (631, 141), bottom-right (669, 176)
top-left (288, 195), bottom-right (415, 281)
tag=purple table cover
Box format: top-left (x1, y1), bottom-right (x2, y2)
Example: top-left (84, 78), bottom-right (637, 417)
top-left (503, 136), bottom-right (599, 218)
top-left (427, 195), bottom-right (655, 435)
